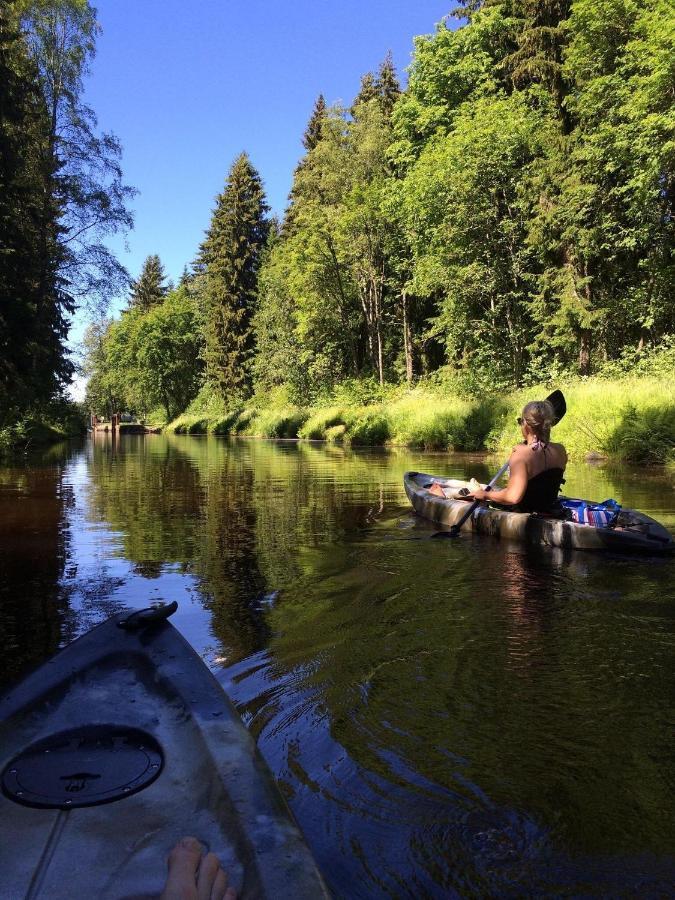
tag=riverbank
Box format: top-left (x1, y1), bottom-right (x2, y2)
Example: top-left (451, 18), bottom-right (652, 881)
top-left (0, 402), bottom-right (86, 456)
top-left (165, 376), bottom-right (674, 467)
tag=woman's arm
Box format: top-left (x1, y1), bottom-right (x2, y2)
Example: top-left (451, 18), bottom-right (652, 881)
top-left (470, 453), bottom-right (529, 506)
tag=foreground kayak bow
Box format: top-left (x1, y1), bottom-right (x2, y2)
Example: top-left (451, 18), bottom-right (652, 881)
top-left (0, 604), bottom-right (329, 899)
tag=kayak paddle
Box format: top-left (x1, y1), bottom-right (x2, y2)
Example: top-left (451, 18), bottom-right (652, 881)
top-left (432, 390), bottom-right (567, 539)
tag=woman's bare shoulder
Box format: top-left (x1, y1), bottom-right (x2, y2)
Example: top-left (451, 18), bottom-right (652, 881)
top-left (509, 443), bottom-right (530, 463)
top-left (550, 441), bottom-right (568, 461)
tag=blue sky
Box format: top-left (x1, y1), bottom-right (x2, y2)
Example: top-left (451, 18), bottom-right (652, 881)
top-left (69, 1), bottom-right (454, 395)
top-left (84, 0), bottom-right (453, 305)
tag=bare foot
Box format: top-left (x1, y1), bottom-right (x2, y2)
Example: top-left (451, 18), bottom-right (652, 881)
top-left (160, 836), bottom-right (237, 900)
top-left (428, 482), bottom-right (447, 498)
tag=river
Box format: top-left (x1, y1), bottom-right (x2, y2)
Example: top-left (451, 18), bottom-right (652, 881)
top-left (1, 434), bottom-right (673, 897)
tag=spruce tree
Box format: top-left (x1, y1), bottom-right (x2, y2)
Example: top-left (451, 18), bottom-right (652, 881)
top-left (0, 2), bottom-right (71, 424)
top-left (352, 71), bottom-right (379, 112)
top-left (284, 96), bottom-right (327, 235)
top-left (198, 153), bottom-right (269, 398)
top-left (302, 94), bottom-right (326, 151)
top-left (503, 0), bottom-right (572, 128)
top-left (375, 51), bottom-right (401, 118)
top-left (128, 254), bottom-right (168, 311)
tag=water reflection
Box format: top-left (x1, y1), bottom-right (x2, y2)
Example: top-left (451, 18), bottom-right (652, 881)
top-left (0, 436), bottom-right (673, 897)
top-left (0, 449), bottom-right (71, 684)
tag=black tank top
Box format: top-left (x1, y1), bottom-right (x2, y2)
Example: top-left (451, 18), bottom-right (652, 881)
top-left (515, 467), bottom-right (565, 513)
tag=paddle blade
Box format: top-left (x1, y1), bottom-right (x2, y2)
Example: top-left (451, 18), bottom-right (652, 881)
top-left (547, 389), bottom-right (566, 425)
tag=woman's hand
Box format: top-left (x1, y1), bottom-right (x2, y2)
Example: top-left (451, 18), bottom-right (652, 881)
top-left (470, 488), bottom-right (489, 501)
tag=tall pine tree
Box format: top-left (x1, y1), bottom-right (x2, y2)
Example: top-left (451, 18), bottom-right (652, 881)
top-left (128, 254), bottom-right (168, 311)
top-left (284, 95), bottom-right (327, 236)
top-left (198, 153), bottom-right (269, 398)
top-left (0, 2), bottom-right (71, 424)
top-left (302, 94), bottom-right (326, 151)
top-left (352, 71), bottom-right (379, 115)
top-left (375, 51), bottom-right (401, 118)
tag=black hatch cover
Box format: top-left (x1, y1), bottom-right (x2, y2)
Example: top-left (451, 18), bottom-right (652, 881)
top-left (2, 725), bottom-right (163, 809)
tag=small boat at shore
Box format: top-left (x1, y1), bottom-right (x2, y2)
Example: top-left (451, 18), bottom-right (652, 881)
top-left (404, 472), bottom-right (673, 553)
top-left (0, 603), bottom-right (328, 899)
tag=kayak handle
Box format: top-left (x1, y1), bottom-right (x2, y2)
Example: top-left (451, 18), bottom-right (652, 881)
top-left (118, 601), bottom-right (178, 631)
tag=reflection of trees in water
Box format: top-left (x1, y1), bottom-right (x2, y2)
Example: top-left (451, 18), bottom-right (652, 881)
top-left (87, 435), bottom-right (270, 658)
top-left (87, 433), bottom-right (202, 569)
top-left (166, 437), bottom-right (403, 659)
top-left (247, 534), bottom-right (675, 862)
top-left (193, 450), bottom-right (269, 656)
top-left (0, 459), bottom-right (70, 687)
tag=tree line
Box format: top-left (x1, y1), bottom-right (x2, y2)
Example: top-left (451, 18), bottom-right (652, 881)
top-left (3, 1), bottom-right (672, 427)
top-left (0, 0), bottom-right (133, 430)
top-left (90, 0), bottom-right (673, 420)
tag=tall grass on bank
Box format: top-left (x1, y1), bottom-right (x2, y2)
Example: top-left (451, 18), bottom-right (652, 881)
top-left (164, 376), bottom-right (674, 465)
top-left (491, 378), bottom-right (674, 464)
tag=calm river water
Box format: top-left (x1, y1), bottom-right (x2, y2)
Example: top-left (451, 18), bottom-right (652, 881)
top-left (1, 434), bottom-right (674, 897)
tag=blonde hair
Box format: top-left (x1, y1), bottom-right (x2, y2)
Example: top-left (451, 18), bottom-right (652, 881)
top-left (521, 400), bottom-right (555, 443)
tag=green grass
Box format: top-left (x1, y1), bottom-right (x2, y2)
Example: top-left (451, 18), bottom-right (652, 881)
top-left (298, 407), bottom-right (347, 440)
top-left (387, 391), bottom-right (505, 451)
top-left (490, 378), bottom-right (675, 464)
top-left (163, 375), bottom-right (675, 465)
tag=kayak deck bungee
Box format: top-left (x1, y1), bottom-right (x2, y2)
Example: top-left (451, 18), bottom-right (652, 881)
top-left (0, 603), bottom-right (329, 899)
top-left (404, 472), bottom-right (673, 553)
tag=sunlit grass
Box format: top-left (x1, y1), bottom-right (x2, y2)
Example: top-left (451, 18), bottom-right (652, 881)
top-left (491, 378), bottom-right (675, 463)
top-left (164, 376), bottom-right (674, 464)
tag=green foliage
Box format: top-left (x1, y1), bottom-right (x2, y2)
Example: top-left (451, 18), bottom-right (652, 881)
top-left (133, 287), bottom-right (203, 420)
top-left (298, 407), bottom-right (347, 440)
top-left (387, 389), bottom-right (505, 451)
top-left (594, 336), bottom-right (675, 380)
top-left (302, 94), bottom-right (326, 151)
top-left (197, 152), bottom-right (269, 400)
top-left (0, 398), bottom-right (85, 454)
top-left (75, 2), bottom-right (674, 438)
top-left (244, 408), bottom-right (308, 439)
top-left (490, 376), bottom-right (675, 461)
top-left (606, 404), bottom-right (675, 465)
top-left (83, 286), bottom-right (203, 421)
top-left (18, 0), bottom-right (135, 314)
top-left (128, 254), bottom-right (169, 311)
top-left (342, 408), bottom-right (390, 445)
top-left (0, 4), bottom-right (72, 425)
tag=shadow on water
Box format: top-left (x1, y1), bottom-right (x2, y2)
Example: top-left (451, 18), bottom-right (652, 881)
top-left (0, 434), bottom-right (673, 896)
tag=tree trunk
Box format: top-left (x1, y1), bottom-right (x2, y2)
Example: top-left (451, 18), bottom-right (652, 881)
top-left (402, 291), bottom-right (413, 383)
top-left (325, 235), bottom-right (359, 375)
top-left (375, 282), bottom-right (384, 386)
top-left (578, 329), bottom-right (591, 376)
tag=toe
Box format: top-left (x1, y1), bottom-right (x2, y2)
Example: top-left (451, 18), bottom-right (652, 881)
top-left (161, 837), bottom-right (203, 900)
top-left (196, 851), bottom-right (221, 900)
top-left (209, 867), bottom-right (228, 900)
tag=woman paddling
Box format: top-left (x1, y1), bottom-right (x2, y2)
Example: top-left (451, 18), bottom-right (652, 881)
top-left (430, 399), bottom-right (567, 513)
top-left (470, 399), bottom-right (567, 512)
